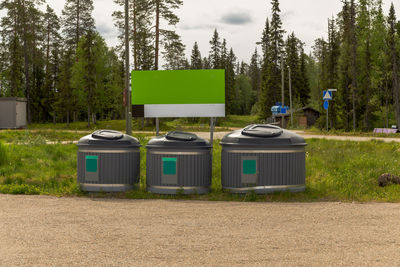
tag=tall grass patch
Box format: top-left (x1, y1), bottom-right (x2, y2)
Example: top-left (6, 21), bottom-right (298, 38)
top-left (0, 142), bottom-right (9, 166)
top-left (306, 139), bottom-right (400, 201)
top-left (0, 144), bottom-right (79, 195)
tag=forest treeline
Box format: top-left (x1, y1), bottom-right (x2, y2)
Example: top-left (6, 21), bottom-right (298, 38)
top-left (0, 0), bottom-right (399, 131)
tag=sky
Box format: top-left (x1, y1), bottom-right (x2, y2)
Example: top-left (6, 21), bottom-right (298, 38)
top-left (20, 0), bottom-right (400, 64)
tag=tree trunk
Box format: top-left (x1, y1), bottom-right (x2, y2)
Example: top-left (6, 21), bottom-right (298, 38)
top-left (154, 0), bottom-right (160, 70)
top-left (133, 0), bottom-right (138, 70)
top-left (87, 106), bottom-right (91, 127)
top-left (76, 0), bottom-right (80, 49)
top-left (22, 0), bottom-right (31, 124)
top-left (364, 38), bottom-right (371, 131)
top-left (393, 45), bottom-right (400, 128)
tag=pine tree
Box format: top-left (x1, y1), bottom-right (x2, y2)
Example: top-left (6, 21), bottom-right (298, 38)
top-left (61, 0), bottom-right (95, 50)
top-left (0, 0), bottom-right (24, 97)
top-left (161, 30), bottom-right (186, 70)
top-left (153, 0), bottom-right (183, 70)
top-left (43, 5), bottom-right (61, 123)
top-left (388, 3), bottom-right (400, 127)
top-left (113, 0), bottom-right (154, 70)
top-left (190, 42), bottom-right (202, 69)
top-left (56, 48), bottom-right (74, 125)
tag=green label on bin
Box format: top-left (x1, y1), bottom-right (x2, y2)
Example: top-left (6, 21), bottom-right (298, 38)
top-left (162, 158), bottom-right (177, 175)
top-left (243, 160), bottom-right (257, 175)
top-left (86, 155), bottom-right (98, 173)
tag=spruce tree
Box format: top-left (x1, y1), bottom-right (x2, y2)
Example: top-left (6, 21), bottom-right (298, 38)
top-left (209, 29), bottom-right (221, 69)
top-left (258, 0), bottom-right (285, 119)
top-left (190, 42), bottom-right (202, 69)
top-left (388, 3), bottom-right (400, 127)
top-left (356, 0), bottom-right (372, 130)
top-left (370, 0), bottom-right (389, 127)
top-left (225, 48), bottom-right (236, 114)
top-left (248, 48), bottom-right (261, 96)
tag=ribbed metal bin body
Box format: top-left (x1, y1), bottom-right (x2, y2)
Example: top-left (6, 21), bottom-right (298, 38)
top-left (77, 130), bottom-right (141, 192)
top-left (146, 132), bottom-right (212, 195)
top-left (220, 125), bottom-right (307, 194)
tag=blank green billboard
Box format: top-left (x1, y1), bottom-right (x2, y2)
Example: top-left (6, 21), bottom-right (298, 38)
top-left (131, 70), bottom-right (225, 105)
top-left (131, 69), bottom-right (226, 118)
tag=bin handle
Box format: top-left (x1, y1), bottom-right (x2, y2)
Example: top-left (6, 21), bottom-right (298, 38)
top-left (91, 130), bottom-right (124, 140)
top-left (241, 124), bottom-right (283, 138)
top-left (165, 131), bottom-right (197, 141)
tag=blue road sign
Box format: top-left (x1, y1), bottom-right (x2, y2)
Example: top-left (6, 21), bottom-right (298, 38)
top-left (280, 108), bottom-right (287, 115)
top-left (324, 100), bottom-right (329, 110)
top-left (323, 90), bottom-right (332, 100)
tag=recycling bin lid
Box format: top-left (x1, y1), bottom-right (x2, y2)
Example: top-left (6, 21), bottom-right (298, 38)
top-left (147, 131), bottom-right (211, 148)
top-left (220, 124), bottom-right (306, 147)
top-left (78, 130), bottom-right (141, 147)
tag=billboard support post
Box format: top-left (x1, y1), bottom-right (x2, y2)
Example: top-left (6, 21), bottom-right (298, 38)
top-left (210, 117), bottom-right (214, 147)
top-left (156, 118), bottom-right (159, 136)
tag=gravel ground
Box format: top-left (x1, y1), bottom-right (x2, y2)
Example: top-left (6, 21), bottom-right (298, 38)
top-left (1, 195), bottom-right (400, 266)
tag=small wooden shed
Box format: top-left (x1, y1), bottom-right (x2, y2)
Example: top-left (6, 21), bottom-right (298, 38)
top-left (300, 107), bottom-right (320, 128)
top-left (271, 107), bottom-right (320, 128)
top-left (0, 97), bottom-right (27, 129)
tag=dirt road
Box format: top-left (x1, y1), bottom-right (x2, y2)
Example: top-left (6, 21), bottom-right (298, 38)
top-left (1, 195), bottom-right (400, 266)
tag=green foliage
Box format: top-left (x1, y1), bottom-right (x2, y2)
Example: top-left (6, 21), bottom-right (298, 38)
top-left (0, 142), bottom-right (9, 166)
top-left (312, 0), bottom-right (400, 131)
top-left (231, 75), bottom-right (256, 115)
top-left (61, 0), bottom-right (95, 48)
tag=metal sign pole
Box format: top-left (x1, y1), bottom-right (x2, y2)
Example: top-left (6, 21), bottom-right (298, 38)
top-left (326, 104), bottom-right (329, 131)
top-left (210, 117), bottom-right (214, 147)
top-left (156, 118), bottom-right (159, 136)
top-left (288, 66), bottom-right (293, 127)
top-left (281, 58), bottom-right (285, 128)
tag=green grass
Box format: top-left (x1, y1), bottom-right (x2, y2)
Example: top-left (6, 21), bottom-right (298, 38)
top-left (0, 143), bottom-right (79, 195)
top-left (28, 116), bottom-right (261, 133)
top-left (0, 130), bottom-right (89, 143)
top-left (304, 127), bottom-right (400, 139)
top-left (1, 138), bottom-right (400, 202)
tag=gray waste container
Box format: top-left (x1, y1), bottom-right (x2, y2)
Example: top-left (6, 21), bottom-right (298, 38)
top-left (146, 131), bottom-right (212, 195)
top-left (77, 130), bottom-right (141, 192)
top-left (220, 124), bottom-right (306, 194)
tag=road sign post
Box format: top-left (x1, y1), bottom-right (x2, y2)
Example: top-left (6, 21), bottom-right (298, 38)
top-left (323, 89), bottom-right (337, 132)
top-left (326, 100), bottom-right (329, 132)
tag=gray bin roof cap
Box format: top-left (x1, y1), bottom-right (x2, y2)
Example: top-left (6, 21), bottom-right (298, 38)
top-left (78, 130), bottom-right (141, 147)
top-left (220, 124), bottom-right (306, 147)
top-left (147, 131), bottom-right (211, 148)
